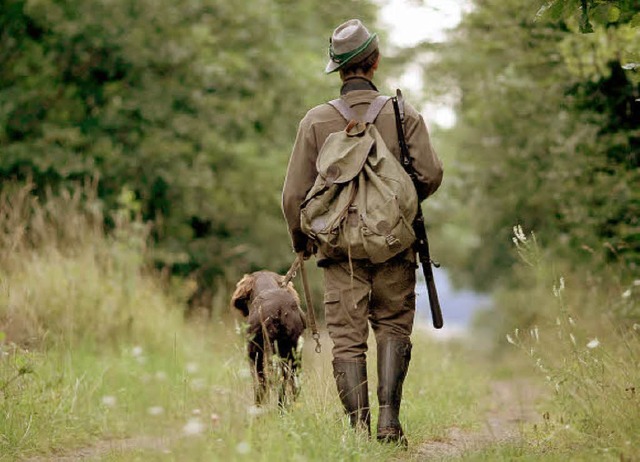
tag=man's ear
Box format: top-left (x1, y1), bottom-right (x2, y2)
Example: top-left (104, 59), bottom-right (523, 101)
top-left (372, 55), bottom-right (380, 71)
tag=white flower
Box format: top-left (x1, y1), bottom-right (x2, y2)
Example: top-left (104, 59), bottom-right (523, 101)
top-left (506, 334), bottom-right (516, 345)
top-left (247, 405), bottom-right (263, 417)
top-left (186, 362), bottom-right (199, 374)
top-left (586, 338), bottom-right (600, 349)
top-left (633, 324), bottom-right (640, 332)
top-left (182, 418), bottom-right (205, 436)
top-left (236, 441), bottom-right (251, 455)
top-left (622, 289), bottom-right (631, 299)
top-left (553, 277), bottom-right (565, 297)
top-left (101, 395), bottom-right (117, 407)
top-left (147, 406), bottom-right (164, 416)
top-left (513, 225), bottom-right (526, 243)
top-left (192, 408), bottom-right (201, 416)
top-left (210, 413), bottom-right (220, 427)
top-left (131, 346), bottom-right (143, 357)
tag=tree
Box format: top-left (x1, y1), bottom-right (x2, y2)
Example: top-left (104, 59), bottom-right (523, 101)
top-left (428, 0), bottom-right (639, 290)
top-left (0, 0), bottom-right (377, 309)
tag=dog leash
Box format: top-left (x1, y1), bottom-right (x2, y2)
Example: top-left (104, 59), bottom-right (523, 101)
top-left (281, 254), bottom-right (322, 354)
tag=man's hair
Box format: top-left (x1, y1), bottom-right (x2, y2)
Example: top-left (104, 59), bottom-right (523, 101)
top-left (339, 49), bottom-right (379, 77)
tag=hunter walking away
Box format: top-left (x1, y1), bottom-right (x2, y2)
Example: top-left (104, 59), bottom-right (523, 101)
top-left (283, 18), bottom-right (443, 446)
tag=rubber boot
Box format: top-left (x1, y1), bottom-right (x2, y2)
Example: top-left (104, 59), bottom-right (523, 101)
top-left (333, 360), bottom-right (371, 435)
top-left (376, 337), bottom-right (411, 446)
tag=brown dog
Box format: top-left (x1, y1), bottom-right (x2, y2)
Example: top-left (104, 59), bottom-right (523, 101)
top-left (231, 271), bottom-right (306, 406)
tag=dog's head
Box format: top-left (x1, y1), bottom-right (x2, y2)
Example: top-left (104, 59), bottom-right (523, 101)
top-left (230, 271), bottom-right (299, 317)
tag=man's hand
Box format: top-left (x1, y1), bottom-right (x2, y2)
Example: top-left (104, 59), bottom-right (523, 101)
top-left (292, 232), bottom-right (315, 259)
top-left (301, 239), bottom-right (316, 260)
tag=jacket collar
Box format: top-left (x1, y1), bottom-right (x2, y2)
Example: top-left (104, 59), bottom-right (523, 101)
top-left (340, 76), bottom-right (378, 95)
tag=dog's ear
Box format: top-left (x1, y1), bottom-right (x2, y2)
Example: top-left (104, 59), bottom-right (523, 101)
top-left (231, 274), bottom-right (254, 316)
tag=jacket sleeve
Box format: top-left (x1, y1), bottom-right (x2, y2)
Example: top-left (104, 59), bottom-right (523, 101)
top-left (404, 103), bottom-right (443, 200)
top-left (282, 115), bottom-right (318, 252)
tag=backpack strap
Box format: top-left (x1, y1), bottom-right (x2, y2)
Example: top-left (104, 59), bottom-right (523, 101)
top-left (328, 95), bottom-right (391, 124)
top-left (327, 98), bottom-right (356, 122)
top-left (363, 96), bottom-right (391, 124)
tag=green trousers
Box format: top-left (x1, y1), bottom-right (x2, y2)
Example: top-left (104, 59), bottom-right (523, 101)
top-left (323, 252), bottom-right (416, 360)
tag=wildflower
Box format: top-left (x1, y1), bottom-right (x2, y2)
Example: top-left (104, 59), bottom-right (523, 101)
top-left (513, 224), bottom-right (526, 243)
top-left (633, 324), bottom-right (640, 332)
top-left (568, 316), bottom-right (576, 326)
top-left (552, 277), bottom-right (565, 297)
top-left (101, 395), bottom-right (117, 407)
top-left (247, 405), bottom-right (263, 417)
top-left (633, 280), bottom-right (640, 287)
top-left (211, 413), bottom-right (220, 427)
top-left (569, 333), bottom-right (576, 346)
top-left (236, 441), bottom-right (251, 455)
top-left (182, 418), bottom-right (205, 436)
top-left (147, 406), bottom-right (164, 416)
top-left (186, 362), bottom-right (199, 374)
top-left (131, 346), bottom-right (143, 357)
top-left (506, 334), bottom-right (516, 345)
top-left (586, 338), bottom-right (600, 349)
top-left (622, 289), bottom-right (631, 299)
top-left (192, 408), bottom-right (202, 416)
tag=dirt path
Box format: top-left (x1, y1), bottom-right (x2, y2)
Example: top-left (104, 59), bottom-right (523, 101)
top-left (417, 379), bottom-right (543, 460)
top-left (24, 436), bottom-right (172, 462)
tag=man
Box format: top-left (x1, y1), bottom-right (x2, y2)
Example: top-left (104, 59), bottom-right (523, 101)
top-left (282, 19), bottom-right (443, 445)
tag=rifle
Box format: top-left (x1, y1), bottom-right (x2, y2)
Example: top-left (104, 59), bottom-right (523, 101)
top-left (391, 89), bottom-right (444, 329)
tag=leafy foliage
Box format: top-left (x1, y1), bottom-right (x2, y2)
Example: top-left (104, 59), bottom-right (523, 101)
top-left (430, 0), bottom-right (639, 290)
top-left (0, 0), bottom-right (376, 303)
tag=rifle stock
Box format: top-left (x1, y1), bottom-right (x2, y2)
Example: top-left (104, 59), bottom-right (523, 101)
top-left (392, 90), bottom-right (444, 329)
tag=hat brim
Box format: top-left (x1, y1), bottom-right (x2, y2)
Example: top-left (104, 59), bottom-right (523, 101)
top-left (325, 59), bottom-right (342, 74)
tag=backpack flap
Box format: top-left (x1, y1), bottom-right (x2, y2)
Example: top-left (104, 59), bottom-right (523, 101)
top-left (315, 122), bottom-right (372, 187)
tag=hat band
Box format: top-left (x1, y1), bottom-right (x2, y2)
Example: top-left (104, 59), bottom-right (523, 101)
top-left (329, 33), bottom-right (377, 64)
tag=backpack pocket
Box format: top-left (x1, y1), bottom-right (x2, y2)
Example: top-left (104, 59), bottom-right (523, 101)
top-left (359, 195), bottom-right (416, 264)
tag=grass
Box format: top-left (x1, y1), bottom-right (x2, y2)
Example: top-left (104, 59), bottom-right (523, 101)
top-left (464, 228), bottom-right (640, 461)
top-left (1, 322), bottom-right (485, 460)
top-left (6, 186), bottom-right (637, 461)
top-left (0, 185), bottom-right (486, 461)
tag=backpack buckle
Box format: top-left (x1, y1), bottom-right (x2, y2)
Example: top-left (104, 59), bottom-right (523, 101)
top-left (386, 234), bottom-right (400, 247)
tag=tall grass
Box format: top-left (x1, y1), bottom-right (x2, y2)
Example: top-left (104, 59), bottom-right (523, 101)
top-left (0, 185), bottom-right (485, 460)
top-left (499, 226), bottom-right (639, 459)
top-left (0, 183), bottom-right (182, 350)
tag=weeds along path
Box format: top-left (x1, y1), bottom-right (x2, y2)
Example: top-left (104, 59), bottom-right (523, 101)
top-left (417, 379), bottom-right (542, 460)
